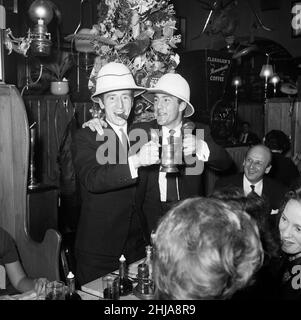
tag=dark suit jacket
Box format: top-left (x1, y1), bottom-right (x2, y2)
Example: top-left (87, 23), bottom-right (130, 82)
top-left (214, 173), bottom-right (288, 210)
top-left (238, 131), bottom-right (260, 145)
top-left (267, 152), bottom-right (300, 188)
top-left (71, 125), bottom-right (143, 263)
top-left (135, 120), bottom-right (233, 237)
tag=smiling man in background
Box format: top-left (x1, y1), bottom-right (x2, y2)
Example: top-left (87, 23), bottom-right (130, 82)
top-left (215, 144), bottom-right (288, 213)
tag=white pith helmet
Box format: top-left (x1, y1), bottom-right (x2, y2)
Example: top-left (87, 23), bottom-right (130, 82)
top-left (146, 73), bottom-right (194, 117)
top-left (91, 62), bottom-right (146, 102)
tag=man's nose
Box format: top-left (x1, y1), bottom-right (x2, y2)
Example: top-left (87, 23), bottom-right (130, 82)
top-left (156, 99), bottom-right (164, 110)
top-left (249, 160), bottom-right (257, 169)
top-left (282, 224), bottom-right (292, 239)
top-left (117, 97), bottom-right (124, 109)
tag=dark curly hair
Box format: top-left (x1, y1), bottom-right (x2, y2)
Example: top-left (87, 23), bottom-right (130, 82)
top-left (264, 130), bottom-right (291, 154)
top-left (211, 186), bottom-right (281, 259)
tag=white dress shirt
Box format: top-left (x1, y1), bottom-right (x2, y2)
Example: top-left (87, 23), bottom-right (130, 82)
top-left (106, 120), bottom-right (138, 179)
top-left (243, 174), bottom-right (263, 196)
top-left (159, 123), bottom-right (210, 201)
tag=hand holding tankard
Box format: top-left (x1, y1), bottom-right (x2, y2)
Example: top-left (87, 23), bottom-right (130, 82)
top-left (160, 121), bottom-right (196, 173)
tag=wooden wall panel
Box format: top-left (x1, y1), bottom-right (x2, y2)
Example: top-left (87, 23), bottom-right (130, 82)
top-left (237, 102), bottom-right (264, 140)
top-left (204, 146), bottom-right (249, 195)
top-left (265, 98), bottom-right (301, 156)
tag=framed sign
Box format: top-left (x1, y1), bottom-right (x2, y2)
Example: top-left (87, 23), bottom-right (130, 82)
top-left (291, 1), bottom-right (301, 37)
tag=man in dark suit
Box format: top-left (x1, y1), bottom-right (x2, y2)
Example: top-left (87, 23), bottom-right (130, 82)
top-left (72, 62), bottom-right (160, 285)
top-left (237, 121), bottom-right (260, 145)
top-left (135, 73), bottom-right (233, 239)
top-left (83, 73), bottom-right (232, 243)
top-left (214, 144), bottom-right (288, 212)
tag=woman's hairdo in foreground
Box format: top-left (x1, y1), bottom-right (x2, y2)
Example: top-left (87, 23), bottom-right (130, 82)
top-left (152, 197), bottom-right (264, 300)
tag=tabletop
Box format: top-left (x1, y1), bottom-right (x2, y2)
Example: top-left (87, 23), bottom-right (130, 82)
top-left (81, 258), bottom-right (144, 300)
top-left (0, 289), bottom-right (98, 300)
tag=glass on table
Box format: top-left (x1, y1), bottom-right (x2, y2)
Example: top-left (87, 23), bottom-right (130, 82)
top-left (35, 279), bottom-right (49, 300)
top-left (102, 274), bottom-right (120, 300)
top-left (45, 281), bottom-right (66, 300)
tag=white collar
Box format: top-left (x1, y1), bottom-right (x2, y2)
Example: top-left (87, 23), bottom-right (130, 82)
top-left (289, 252), bottom-right (301, 262)
top-left (243, 174), bottom-right (263, 196)
top-left (243, 174), bottom-right (262, 187)
top-left (106, 119), bottom-right (127, 135)
top-left (162, 122), bottom-right (182, 137)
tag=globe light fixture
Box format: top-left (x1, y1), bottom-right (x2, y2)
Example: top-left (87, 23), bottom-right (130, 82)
top-left (269, 73), bottom-right (280, 96)
top-left (231, 75), bottom-right (242, 119)
top-left (27, 0), bottom-right (54, 56)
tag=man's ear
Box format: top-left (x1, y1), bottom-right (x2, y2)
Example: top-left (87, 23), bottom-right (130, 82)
top-left (179, 101), bottom-right (187, 112)
top-left (265, 164), bottom-right (272, 174)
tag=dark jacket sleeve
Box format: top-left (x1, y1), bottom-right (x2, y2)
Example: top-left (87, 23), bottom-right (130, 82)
top-left (202, 124), bottom-right (233, 171)
top-left (71, 128), bottom-right (137, 193)
top-left (213, 174), bottom-right (241, 191)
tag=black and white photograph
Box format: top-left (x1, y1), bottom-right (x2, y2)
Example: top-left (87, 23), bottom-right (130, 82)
top-left (0, 0), bottom-right (301, 309)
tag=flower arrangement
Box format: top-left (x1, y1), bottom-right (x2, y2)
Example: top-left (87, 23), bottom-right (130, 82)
top-left (87, 0), bottom-right (181, 121)
top-left (4, 28), bottom-right (32, 56)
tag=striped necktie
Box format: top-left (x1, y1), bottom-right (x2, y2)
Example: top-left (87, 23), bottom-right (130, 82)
top-left (166, 129), bottom-right (179, 202)
top-left (119, 127), bottom-right (128, 150)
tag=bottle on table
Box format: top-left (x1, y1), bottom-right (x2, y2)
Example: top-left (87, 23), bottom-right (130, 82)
top-left (144, 245), bottom-right (153, 280)
top-left (118, 254), bottom-right (133, 296)
top-left (65, 271), bottom-right (82, 300)
top-left (136, 263), bottom-right (150, 295)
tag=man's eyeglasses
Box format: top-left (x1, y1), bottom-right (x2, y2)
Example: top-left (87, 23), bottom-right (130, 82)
top-left (245, 158), bottom-right (265, 169)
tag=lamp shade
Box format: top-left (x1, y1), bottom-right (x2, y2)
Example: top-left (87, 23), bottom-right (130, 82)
top-left (28, 0), bottom-right (53, 25)
top-left (259, 64), bottom-right (273, 78)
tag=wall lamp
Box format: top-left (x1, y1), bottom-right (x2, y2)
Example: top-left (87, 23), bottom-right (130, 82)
top-left (5, 0), bottom-right (58, 57)
top-left (2, 1), bottom-right (61, 94)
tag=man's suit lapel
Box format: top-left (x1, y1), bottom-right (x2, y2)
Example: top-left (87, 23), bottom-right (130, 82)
top-left (262, 177), bottom-right (270, 198)
top-left (96, 123), bottom-right (127, 164)
top-left (238, 173), bottom-right (244, 188)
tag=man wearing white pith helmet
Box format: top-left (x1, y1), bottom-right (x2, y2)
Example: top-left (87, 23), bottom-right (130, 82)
top-left (136, 73), bottom-right (232, 236)
top-left (71, 62), bottom-right (160, 285)
top-left (83, 72), bottom-right (232, 243)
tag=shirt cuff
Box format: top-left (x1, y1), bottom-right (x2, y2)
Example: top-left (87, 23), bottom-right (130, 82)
top-left (271, 209), bottom-right (279, 215)
top-left (196, 139), bottom-right (210, 162)
top-left (128, 155), bottom-right (138, 179)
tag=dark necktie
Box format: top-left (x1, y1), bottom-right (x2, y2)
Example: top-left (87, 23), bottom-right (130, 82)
top-left (166, 129), bottom-right (179, 202)
top-left (250, 184), bottom-right (255, 194)
top-left (166, 173), bottom-right (178, 202)
top-left (168, 129), bottom-right (176, 144)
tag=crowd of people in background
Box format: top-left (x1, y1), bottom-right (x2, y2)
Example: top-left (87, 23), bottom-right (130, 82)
top-left (76, 62), bottom-right (301, 300)
top-left (1, 61), bottom-right (301, 300)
